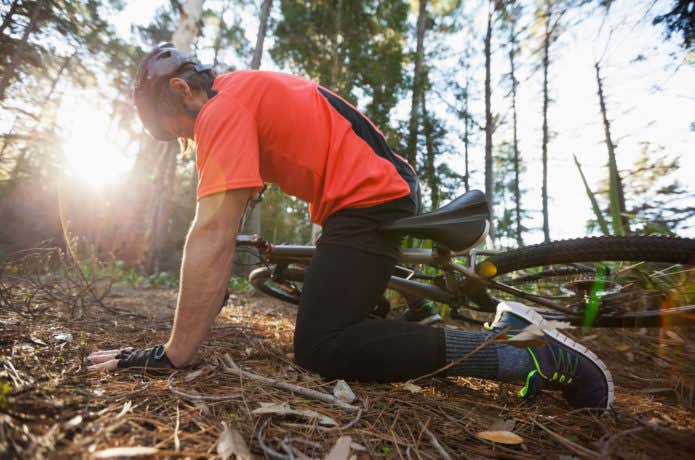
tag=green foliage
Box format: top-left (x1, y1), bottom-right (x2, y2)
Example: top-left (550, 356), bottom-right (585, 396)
top-left (107, 261), bottom-right (179, 288)
top-left (622, 146), bottom-right (695, 234)
top-left (228, 275), bottom-right (251, 292)
top-left (574, 154), bottom-right (610, 235)
top-left (271, 0), bottom-right (409, 131)
top-left (493, 141), bottom-right (529, 247)
top-left (653, 0), bottom-right (695, 49)
top-left (259, 184), bottom-right (312, 244)
top-left (0, 380), bottom-right (12, 408)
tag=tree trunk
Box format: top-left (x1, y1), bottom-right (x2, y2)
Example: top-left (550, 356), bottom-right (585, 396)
top-left (237, 0), bottom-right (273, 273)
top-left (405, 0), bottom-right (428, 168)
top-left (329, 0), bottom-right (343, 90)
top-left (595, 62), bottom-right (629, 234)
top-left (211, 2), bottom-right (230, 69)
top-left (0, 0), bottom-right (20, 36)
top-left (509, 21), bottom-right (522, 246)
top-left (251, 0), bottom-right (272, 69)
top-left (421, 91), bottom-right (438, 210)
top-left (541, 8), bottom-right (551, 243)
top-left (484, 0), bottom-right (494, 239)
top-left (142, 0), bottom-right (205, 273)
top-left (171, 0), bottom-right (205, 51)
top-left (463, 79), bottom-right (470, 193)
top-left (0, 3), bottom-right (41, 102)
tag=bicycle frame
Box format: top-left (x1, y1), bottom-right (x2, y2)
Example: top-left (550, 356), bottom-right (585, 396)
top-left (236, 234), bottom-right (577, 316)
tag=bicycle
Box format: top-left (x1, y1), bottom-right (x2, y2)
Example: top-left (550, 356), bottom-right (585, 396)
top-left (236, 190), bottom-right (695, 328)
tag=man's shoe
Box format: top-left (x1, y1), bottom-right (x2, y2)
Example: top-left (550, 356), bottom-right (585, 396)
top-left (487, 301), bottom-right (614, 409)
top-left (398, 300), bottom-right (442, 325)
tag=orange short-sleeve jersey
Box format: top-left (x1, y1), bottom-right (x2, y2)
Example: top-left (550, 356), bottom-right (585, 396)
top-left (194, 71), bottom-right (412, 225)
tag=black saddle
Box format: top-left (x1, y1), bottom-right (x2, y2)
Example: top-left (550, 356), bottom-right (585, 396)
top-left (380, 190), bottom-right (489, 251)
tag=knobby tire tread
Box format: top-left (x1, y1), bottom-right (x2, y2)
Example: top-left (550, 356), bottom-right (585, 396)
top-left (485, 236), bottom-right (695, 276)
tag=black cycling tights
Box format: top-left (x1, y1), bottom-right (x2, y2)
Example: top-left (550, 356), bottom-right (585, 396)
top-left (293, 243), bottom-right (447, 382)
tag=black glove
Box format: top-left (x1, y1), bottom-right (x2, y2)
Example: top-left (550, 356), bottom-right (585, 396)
top-left (116, 345), bottom-right (176, 370)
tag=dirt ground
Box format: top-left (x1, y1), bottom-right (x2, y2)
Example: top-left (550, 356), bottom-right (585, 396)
top-left (1, 286), bottom-right (694, 459)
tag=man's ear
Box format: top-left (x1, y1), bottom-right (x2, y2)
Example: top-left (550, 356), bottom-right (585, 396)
top-left (168, 77), bottom-right (192, 96)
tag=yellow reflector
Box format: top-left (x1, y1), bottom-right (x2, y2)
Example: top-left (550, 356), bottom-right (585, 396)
top-left (478, 260), bottom-right (497, 278)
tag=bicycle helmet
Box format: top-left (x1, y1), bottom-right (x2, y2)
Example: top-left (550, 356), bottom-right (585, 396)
top-left (133, 43), bottom-right (212, 141)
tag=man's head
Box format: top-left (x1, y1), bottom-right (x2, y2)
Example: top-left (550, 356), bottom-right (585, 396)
top-left (133, 43), bottom-right (216, 141)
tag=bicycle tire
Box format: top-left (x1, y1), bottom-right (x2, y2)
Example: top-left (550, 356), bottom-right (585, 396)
top-left (249, 266), bottom-right (305, 305)
top-left (484, 236), bottom-right (695, 275)
top-left (481, 236), bottom-right (695, 327)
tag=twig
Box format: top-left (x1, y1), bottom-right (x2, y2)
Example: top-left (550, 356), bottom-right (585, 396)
top-left (531, 418), bottom-right (599, 458)
top-left (168, 382), bottom-right (241, 402)
top-left (257, 418), bottom-right (290, 460)
top-left (599, 427), bottom-right (647, 459)
top-left (420, 423), bottom-right (453, 460)
top-left (222, 354), bottom-right (360, 412)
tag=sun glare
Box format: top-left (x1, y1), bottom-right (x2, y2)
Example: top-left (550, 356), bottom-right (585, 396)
top-left (60, 96), bottom-right (135, 188)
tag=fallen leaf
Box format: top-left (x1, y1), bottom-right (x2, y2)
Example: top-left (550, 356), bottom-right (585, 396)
top-left (92, 447), bottom-right (159, 458)
top-left (350, 442), bottom-right (367, 452)
top-left (333, 380), bottom-right (356, 403)
top-left (488, 419), bottom-right (515, 432)
top-left (653, 357), bottom-right (670, 368)
top-left (581, 334), bottom-right (598, 342)
top-left (665, 330), bottom-right (684, 345)
top-left (184, 369), bottom-right (205, 382)
top-left (252, 402), bottom-right (337, 426)
top-left (66, 415), bottom-right (82, 427)
top-left (53, 332), bottom-right (73, 342)
top-left (476, 430), bottom-right (524, 445)
top-left (324, 436), bottom-right (352, 460)
top-left (14, 343), bottom-right (35, 353)
top-left (116, 402), bottom-right (133, 419)
top-left (495, 324), bottom-right (546, 348)
top-left (615, 344), bottom-right (630, 352)
top-left (217, 422), bottom-right (252, 460)
top-left (625, 352), bottom-right (635, 363)
top-left (29, 335), bottom-right (47, 346)
top-left (402, 382), bottom-right (422, 394)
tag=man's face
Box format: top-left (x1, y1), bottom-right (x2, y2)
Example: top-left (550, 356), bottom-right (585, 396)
top-left (160, 112), bottom-right (197, 140)
top-left (159, 77), bottom-right (209, 140)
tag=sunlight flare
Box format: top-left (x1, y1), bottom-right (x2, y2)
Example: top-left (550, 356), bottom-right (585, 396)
top-left (60, 97), bottom-right (134, 187)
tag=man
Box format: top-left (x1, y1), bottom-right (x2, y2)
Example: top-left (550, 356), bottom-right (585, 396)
top-left (87, 44), bottom-right (613, 409)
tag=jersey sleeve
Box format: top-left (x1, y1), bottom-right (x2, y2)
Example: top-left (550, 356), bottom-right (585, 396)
top-left (194, 97), bottom-right (264, 200)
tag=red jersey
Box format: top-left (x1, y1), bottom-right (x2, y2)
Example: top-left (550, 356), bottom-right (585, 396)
top-left (194, 71), bottom-right (413, 225)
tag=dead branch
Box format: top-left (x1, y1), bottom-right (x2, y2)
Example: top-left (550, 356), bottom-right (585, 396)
top-left (222, 354), bottom-right (360, 412)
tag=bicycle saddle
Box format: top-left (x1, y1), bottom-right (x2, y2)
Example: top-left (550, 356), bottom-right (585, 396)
top-left (380, 190), bottom-right (490, 251)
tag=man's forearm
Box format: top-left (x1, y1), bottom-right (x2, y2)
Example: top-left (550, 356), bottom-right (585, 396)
top-left (165, 223), bottom-right (237, 366)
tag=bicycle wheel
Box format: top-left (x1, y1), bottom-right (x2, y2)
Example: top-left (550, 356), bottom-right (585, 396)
top-left (249, 265), bottom-right (305, 305)
top-left (479, 236), bottom-right (695, 327)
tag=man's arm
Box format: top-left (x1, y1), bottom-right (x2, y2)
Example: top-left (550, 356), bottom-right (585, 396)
top-left (86, 188), bottom-right (252, 371)
top-left (165, 188), bottom-right (252, 366)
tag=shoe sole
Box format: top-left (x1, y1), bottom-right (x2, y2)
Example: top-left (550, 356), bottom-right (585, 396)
top-left (495, 301), bottom-right (615, 409)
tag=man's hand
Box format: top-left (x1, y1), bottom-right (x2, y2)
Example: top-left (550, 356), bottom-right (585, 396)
top-left (86, 345), bottom-right (175, 372)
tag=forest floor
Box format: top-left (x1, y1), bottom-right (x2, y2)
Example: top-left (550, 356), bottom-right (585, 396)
top-left (1, 285), bottom-right (694, 459)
